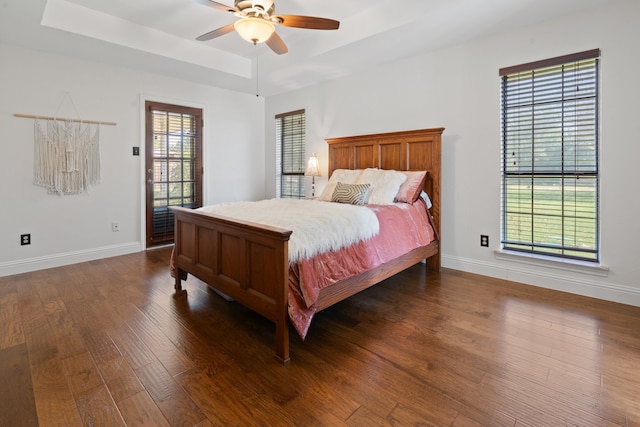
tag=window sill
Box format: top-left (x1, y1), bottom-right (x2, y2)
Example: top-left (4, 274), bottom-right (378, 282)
top-left (494, 250), bottom-right (609, 277)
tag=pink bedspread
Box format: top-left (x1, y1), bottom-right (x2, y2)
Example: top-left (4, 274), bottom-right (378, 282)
top-left (170, 199), bottom-right (436, 340)
top-left (288, 199), bottom-right (436, 338)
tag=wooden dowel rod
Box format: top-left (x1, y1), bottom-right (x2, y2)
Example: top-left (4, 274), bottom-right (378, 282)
top-left (13, 113), bottom-right (117, 126)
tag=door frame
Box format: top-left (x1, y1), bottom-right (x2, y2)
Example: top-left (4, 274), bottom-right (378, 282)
top-left (140, 96), bottom-right (206, 249)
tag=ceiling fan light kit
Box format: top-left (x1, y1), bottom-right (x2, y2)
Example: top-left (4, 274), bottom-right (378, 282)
top-left (234, 17), bottom-right (275, 44)
top-left (195, 0), bottom-right (340, 54)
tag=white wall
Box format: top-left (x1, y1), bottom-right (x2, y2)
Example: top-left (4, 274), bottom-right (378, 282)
top-left (265, 0), bottom-right (640, 306)
top-left (0, 43), bottom-right (265, 276)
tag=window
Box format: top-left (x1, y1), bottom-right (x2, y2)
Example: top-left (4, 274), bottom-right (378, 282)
top-left (276, 109), bottom-right (306, 199)
top-left (500, 49), bottom-right (600, 262)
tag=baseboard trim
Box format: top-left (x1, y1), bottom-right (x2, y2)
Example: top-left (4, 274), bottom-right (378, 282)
top-left (0, 242), bottom-right (142, 277)
top-left (4, 247), bottom-right (638, 308)
top-left (442, 254), bottom-right (640, 308)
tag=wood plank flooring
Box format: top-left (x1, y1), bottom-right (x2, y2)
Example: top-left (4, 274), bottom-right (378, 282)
top-left (1, 247), bottom-right (639, 426)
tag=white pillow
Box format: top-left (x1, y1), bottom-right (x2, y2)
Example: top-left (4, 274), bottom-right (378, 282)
top-left (357, 168), bottom-right (407, 205)
top-left (318, 169), bottom-right (363, 201)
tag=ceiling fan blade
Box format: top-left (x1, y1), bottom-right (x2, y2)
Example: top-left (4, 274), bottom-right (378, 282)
top-left (196, 23), bottom-right (236, 41)
top-left (275, 15), bottom-right (340, 30)
top-left (266, 32), bottom-right (288, 55)
top-left (192, 0), bottom-right (237, 13)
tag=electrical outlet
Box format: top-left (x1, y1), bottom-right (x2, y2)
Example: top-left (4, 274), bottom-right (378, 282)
top-left (21, 234), bottom-right (31, 245)
top-left (480, 235), bottom-right (489, 247)
top-left (111, 222), bottom-right (120, 232)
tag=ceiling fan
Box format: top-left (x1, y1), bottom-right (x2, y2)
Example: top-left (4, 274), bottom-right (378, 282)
top-left (194, 0), bottom-right (340, 55)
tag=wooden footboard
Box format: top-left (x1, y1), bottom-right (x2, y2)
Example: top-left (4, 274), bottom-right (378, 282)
top-left (170, 206), bottom-right (293, 364)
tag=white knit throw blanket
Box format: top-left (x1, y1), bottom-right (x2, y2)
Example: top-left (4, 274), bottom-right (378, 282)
top-left (198, 199), bottom-right (380, 263)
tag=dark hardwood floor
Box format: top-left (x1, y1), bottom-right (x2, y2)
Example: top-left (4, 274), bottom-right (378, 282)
top-left (1, 247), bottom-right (639, 426)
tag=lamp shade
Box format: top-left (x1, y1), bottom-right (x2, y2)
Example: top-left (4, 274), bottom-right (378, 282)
top-left (305, 154), bottom-right (321, 177)
top-left (234, 17), bottom-right (275, 44)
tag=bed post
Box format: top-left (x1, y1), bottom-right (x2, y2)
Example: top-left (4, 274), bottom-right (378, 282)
top-left (174, 270), bottom-right (183, 291)
top-left (275, 242), bottom-right (291, 364)
top-left (426, 128), bottom-right (442, 272)
top-left (275, 313), bottom-right (290, 365)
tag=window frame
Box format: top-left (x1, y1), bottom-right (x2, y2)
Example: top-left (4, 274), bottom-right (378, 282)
top-left (499, 49), bottom-right (600, 262)
top-left (275, 109), bottom-right (306, 199)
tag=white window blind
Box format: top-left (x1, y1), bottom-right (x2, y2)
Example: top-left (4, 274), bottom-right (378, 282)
top-left (275, 109), bottom-right (306, 199)
top-left (500, 49), bottom-right (600, 261)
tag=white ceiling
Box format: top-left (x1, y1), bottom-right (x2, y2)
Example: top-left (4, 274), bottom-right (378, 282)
top-left (0, 0), bottom-right (616, 97)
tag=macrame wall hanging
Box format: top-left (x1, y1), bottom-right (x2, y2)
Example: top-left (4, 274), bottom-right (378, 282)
top-left (14, 93), bottom-right (116, 195)
top-left (32, 118), bottom-right (101, 195)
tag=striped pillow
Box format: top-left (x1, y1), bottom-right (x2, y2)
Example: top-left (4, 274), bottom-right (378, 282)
top-left (331, 182), bottom-right (372, 205)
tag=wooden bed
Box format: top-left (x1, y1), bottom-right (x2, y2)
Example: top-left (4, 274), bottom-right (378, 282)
top-left (170, 127), bottom-right (443, 364)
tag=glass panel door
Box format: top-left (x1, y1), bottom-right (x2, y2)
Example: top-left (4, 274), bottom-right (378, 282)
top-left (145, 101), bottom-right (202, 247)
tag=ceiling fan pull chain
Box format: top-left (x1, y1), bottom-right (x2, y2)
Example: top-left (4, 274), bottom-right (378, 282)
top-left (255, 51), bottom-right (259, 97)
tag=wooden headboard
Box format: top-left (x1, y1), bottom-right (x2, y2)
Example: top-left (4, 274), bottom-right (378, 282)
top-left (326, 127), bottom-right (444, 270)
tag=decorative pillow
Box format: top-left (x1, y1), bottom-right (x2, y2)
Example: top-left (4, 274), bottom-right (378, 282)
top-left (356, 168), bottom-right (407, 205)
top-left (395, 171), bottom-right (428, 203)
top-left (318, 169), bottom-right (363, 201)
top-left (331, 182), bottom-right (372, 205)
